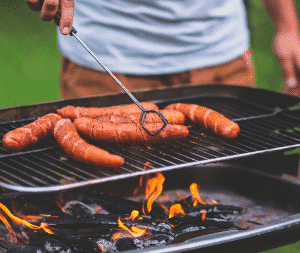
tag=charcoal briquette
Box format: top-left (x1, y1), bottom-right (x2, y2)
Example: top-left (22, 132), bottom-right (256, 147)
top-left (6, 245), bottom-right (45, 253)
top-left (112, 237), bottom-right (144, 252)
top-left (42, 238), bottom-right (71, 253)
top-left (143, 234), bottom-right (174, 248)
top-left (174, 224), bottom-right (205, 235)
top-left (96, 238), bottom-right (112, 252)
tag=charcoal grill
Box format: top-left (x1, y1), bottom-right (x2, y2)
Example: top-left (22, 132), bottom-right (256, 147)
top-left (1, 84), bottom-right (300, 253)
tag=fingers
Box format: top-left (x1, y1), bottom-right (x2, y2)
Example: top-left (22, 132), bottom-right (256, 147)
top-left (281, 85), bottom-right (300, 97)
top-left (39, 0), bottom-right (59, 21)
top-left (26, 0), bottom-right (42, 11)
top-left (278, 56), bottom-right (298, 88)
top-left (59, 0), bottom-right (75, 35)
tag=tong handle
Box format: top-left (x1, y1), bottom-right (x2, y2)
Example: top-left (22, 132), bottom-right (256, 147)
top-left (39, 0), bottom-right (169, 135)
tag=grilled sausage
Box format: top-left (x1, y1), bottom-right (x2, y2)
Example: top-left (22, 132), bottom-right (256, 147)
top-left (74, 117), bottom-right (189, 144)
top-left (95, 110), bottom-right (185, 125)
top-left (165, 103), bottom-right (240, 139)
top-left (54, 118), bottom-right (125, 167)
top-left (57, 102), bottom-right (159, 120)
top-left (2, 113), bottom-right (62, 152)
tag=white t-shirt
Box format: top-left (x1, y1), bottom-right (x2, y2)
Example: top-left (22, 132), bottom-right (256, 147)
top-left (57, 0), bottom-right (250, 75)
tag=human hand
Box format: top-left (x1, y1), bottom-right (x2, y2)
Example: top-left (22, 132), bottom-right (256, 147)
top-left (273, 31), bottom-right (300, 96)
top-left (25, 0), bottom-right (74, 35)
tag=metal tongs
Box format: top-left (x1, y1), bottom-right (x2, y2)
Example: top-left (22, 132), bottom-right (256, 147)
top-left (40, 2), bottom-right (169, 135)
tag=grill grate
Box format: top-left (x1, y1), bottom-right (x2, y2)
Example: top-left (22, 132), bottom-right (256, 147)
top-left (0, 96), bottom-right (300, 192)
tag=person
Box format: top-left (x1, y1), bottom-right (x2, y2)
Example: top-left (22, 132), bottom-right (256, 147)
top-left (25, 0), bottom-right (300, 99)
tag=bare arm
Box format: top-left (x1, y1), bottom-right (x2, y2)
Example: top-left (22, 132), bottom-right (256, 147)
top-left (262, 0), bottom-right (300, 94)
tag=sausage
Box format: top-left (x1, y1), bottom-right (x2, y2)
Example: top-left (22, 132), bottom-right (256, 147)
top-left (54, 118), bottom-right (125, 167)
top-left (164, 103), bottom-right (240, 139)
top-left (56, 102), bottom-right (159, 120)
top-left (2, 113), bottom-right (62, 152)
top-left (95, 110), bottom-right (185, 125)
top-left (74, 117), bottom-right (189, 144)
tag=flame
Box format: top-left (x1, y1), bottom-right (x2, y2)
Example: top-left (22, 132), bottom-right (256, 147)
top-left (190, 183), bottom-right (217, 206)
top-left (124, 210), bottom-right (139, 220)
top-left (201, 210), bottom-right (207, 221)
top-left (190, 183), bottom-right (207, 205)
top-left (143, 161), bottom-right (153, 170)
top-left (118, 217), bottom-right (147, 237)
top-left (0, 210), bottom-right (17, 244)
top-left (143, 172), bottom-right (165, 215)
top-left (0, 203), bottom-right (55, 235)
top-left (169, 204), bottom-right (186, 219)
top-left (133, 162), bottom-right (153, 196)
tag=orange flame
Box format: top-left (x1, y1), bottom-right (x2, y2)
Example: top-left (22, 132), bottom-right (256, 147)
top-left (124, 210), bottom-right (139, 220)
top-left (0, 203), bottom-right (55, 235)
top-left (0, 210), bottom-right (17, 244)
top-left (201, 210), bottom-right (207, 220)
top-left (143, 173), bottom-right (165, 215)
top-left (169, 204), bottom-right (186, 219)
top-left (190, 183), bottom-right (207, 205)
top-left (190, 183), bottom-right (218, 206)
top-left (118, 217), bottom-right (147, 237)
top-left (133, 162), bottom-right (154, 196)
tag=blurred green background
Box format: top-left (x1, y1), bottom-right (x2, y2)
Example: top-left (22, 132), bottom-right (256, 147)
top-left (1, 0), bottom-right (300, 252)
top-left (1, 0), bottom-right (296, 109)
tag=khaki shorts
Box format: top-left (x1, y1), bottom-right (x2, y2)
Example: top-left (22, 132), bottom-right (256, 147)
top-left (60, 49), bottom-right (255, 99)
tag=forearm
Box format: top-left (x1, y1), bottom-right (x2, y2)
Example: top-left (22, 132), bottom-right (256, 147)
top-left (262, 0), bottom-right (299, 33)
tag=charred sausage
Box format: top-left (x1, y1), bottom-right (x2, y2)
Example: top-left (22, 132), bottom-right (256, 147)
top-left (165, 103), bottom-right (240, 139)
top-left (2, 113), bottom-right (62, 152)
top-left (54, 118), bottom-right (125, 167)
top-left (74, 117), bottom-right (189, 144)
top-left (95, 110), bottom-right (185, 125)
top-left (57, 102), bottom-right (159, 120)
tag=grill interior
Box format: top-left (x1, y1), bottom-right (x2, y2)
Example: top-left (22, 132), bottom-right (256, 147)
top-left (0, 95), bottom-right (300, 192)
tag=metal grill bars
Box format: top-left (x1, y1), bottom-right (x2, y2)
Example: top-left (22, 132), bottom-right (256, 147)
top-left (0, 101), bottom-right (300, 192)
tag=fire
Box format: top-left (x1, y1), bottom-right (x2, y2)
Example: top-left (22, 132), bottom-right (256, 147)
top-left (201, 210), bottom-right (207, 221)
top-left (0, 211), bottom-right (17, 244)
top-left (190, 183), bottom-right (217, 205)
top-left (0, 202), bottom-right (55, 244)
top-left (133, 161), bottom-right (153, 196)
top-left (143, 172), bottom-right (165, 215)
top-left (124, 210), bottom-right (139, 220)
top-left (118, 217), bottom-right (147, 237)
top-left (169, 204), bottom-right (186, 219)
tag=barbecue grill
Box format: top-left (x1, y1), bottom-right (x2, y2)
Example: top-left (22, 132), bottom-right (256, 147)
top-left (0, 84), bottom-right (299, 192)
top-left (1, 84), bottom-right (300, 253)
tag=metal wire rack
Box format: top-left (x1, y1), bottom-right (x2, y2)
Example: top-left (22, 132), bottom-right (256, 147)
top-left (0, 96), bottom-right (299, 192)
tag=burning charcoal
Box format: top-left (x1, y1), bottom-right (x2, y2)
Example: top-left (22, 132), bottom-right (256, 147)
top-left (111, 237), bottom-right (144, 252)
top-left (41, 239), bottom-right (71, 253)
top-left (143, 234), bottom-right (174, 248)
top-left (89, 192), bottom-right (142, 215)
top-left (63, 201), bottom-right (95, 218)
top-left (6, 245), bottom-right (45, 253)
top-left (122, 220), bottom-right (172, 235)
top-left (183, 203), bottom-right (243, 216)
top-left (149, 204), bottom-right (169, 220)
top-left (167, 214), bottom-right (234, 229)
top-left (96, 239), bottom-right (113, 252)
top-left (111, 229), bottom-right (137, 242)
top-left (174, 224), bottom-right (206, 235)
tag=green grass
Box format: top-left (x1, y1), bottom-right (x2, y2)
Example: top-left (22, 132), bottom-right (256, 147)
top-left (0, 1), bottom-right (61, 108)
top-left (1, 1), bottom-right (300, 252)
